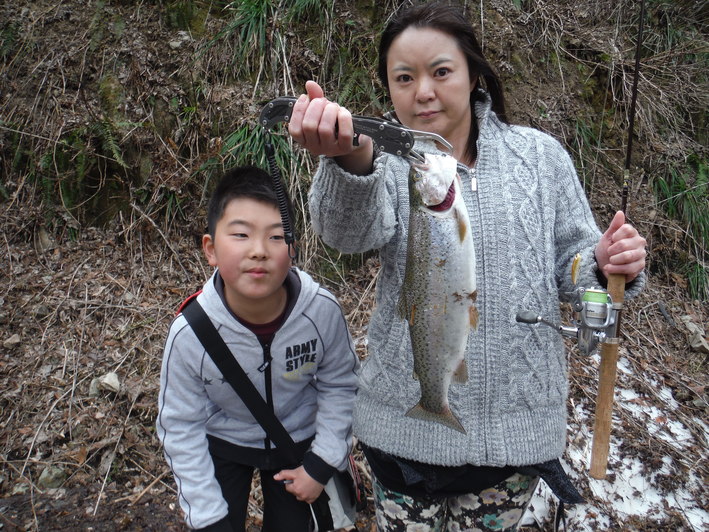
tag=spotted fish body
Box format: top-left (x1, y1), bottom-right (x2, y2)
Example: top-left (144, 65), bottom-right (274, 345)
top-left (398, 153), bottom-right (477, 433)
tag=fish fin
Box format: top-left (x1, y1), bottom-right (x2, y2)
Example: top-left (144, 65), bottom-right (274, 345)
top-left (397, 292), bottom-right (406, 319)
top-left (397, 293), bottom-right (417, 326)
top-left (452, 359), bottom-right (468, 383)
top-left (405, 402), bottom-right (466, 434)
top-left (455, 205), bottom-right (468, 242)
top-left (469, 305), bottom-right (479, 329)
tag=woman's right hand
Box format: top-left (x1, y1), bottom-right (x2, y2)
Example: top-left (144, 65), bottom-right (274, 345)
top-left (288, 80), bottom-right (374, 175)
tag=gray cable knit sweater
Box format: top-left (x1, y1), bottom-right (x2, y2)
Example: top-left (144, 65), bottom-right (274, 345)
top-left (307, 96), bottom-right (645, 468)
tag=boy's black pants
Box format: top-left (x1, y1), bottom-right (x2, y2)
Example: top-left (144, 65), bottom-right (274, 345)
top-left (204, 444), bottom-right (313, 532)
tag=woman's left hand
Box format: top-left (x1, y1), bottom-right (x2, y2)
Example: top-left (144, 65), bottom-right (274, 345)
top-left (595, 210), bottom-right (647, 282)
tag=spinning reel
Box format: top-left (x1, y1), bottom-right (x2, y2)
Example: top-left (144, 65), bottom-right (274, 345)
top-left (515, 255), bottom-right (621, 356)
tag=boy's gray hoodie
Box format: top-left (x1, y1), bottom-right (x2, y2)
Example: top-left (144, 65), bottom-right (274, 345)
top-left (157, 268), bottom-right (359, 529)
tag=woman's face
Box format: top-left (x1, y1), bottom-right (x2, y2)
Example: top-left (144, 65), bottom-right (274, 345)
top-left (386, 26), bottom-right (476, 159)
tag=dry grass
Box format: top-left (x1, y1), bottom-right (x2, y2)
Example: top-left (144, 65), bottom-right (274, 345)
top-left (1, 0), bottom-right (707, 529)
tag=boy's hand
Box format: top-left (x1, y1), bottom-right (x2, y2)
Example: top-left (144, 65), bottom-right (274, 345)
top-left (273, 465), bottom-right (324, 504)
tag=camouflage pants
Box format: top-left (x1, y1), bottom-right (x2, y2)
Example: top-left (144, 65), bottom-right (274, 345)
top-left (372, 472), bottom-right (539, 532)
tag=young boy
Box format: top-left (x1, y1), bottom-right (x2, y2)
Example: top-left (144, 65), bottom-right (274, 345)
top-left (157, 166), bottom-right (360, 531)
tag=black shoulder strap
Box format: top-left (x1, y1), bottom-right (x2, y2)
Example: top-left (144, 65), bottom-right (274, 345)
top-left (181, 299), bottom-right (299, 464)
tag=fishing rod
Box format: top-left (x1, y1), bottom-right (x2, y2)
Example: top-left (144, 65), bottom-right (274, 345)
top-left (589, 0), bottom-right (646, 480)
top-left (515, 0), bottom-right (646, 480)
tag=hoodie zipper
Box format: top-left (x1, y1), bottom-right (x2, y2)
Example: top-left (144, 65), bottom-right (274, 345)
top-left (464, 163), bottom-right (489, 461)
top-left (259, 341), bottom-right (274, 450)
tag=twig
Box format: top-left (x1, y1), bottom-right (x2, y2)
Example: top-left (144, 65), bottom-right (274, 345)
top-left (39, 257), bottom-right (90, 346)
top-left (69, 286), bottom-right (87, 440)
top-left (346, 269), bottom-right (378, 324)
top-left (130, 471), bottom-right (167, 506)
top-left (113, 470), bottom-right (169, 505)
top-left (627, 321), bottom-right (704, 389)
top-left (125, 458), bottom-right (176, 495)
top-left (1, 456), bottom-right (43, 495)
top-left (93, 395), bottom-right (138, 516)
top-left (0, 124), bottom-right (119, 165)
top-left (127, 202), bottom-right (188, 275)
top-left (39, 295), bottom-right (146, 312)
top-left (2, 231), bottom-right (13, 279)
top-left (30, 479), bottom-right (40, 530)
top-left (0, 511), bottom-right (22, 530)
top-left (20, 377), bottom-right (89, 478)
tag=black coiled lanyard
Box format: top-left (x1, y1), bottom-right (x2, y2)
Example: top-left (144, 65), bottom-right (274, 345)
top-left (264, 141), bottom-right (298, 263)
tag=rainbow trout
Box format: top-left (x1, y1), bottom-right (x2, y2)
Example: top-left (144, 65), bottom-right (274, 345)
top-left (398, 152), bottom-right (477, 433)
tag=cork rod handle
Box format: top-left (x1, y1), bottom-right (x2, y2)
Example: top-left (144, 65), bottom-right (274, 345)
top-left (589, 272), bottom-right (626, 479)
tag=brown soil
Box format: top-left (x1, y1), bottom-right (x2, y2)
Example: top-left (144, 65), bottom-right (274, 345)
top-left (1, 1), bottom-right (707, 531)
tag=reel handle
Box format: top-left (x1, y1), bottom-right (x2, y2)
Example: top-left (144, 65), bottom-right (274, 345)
top-left (515, 311), bottom-right (541, 324)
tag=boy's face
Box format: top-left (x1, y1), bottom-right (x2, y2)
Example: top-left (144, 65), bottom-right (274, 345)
top-left (203, 197), bottom-right (292, 318)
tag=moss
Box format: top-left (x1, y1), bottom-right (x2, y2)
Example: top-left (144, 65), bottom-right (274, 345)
top-left (0, 21), bottom-right (20, 60)
top-left (112, 17), bottom-right (126, 39)
top-left (598, 52), bottom-right (612, 64)
top-left (139, 154), bottom-right (153, 185)
top-left (152, 97), bottom-right (177, 139)
top-left (98, 74), bottom-right (124, 120)
top-left (165, 0), bottom-right (209, 35)
top-left (510, 52), bottom-right (526, 74)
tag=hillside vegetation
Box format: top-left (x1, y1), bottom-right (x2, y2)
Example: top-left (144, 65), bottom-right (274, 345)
top-left (1, 1), bottom-right (707, 530)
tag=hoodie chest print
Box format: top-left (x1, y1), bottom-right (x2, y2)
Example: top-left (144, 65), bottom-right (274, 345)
top-left (283, 339), bottom-right (318, 379)
top-left (202, 374), bottom-right (228, 387)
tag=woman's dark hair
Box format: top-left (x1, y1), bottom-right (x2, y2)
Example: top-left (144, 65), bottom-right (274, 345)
top-left (377, 1), bottom-right (508, 163)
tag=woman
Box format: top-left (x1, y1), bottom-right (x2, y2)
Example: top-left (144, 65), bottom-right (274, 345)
top-left (288, 2), bottom-right (646, 530)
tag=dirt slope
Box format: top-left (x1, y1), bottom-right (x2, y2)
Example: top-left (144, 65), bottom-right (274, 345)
top-left (1, 1), bottom-right (707, 530)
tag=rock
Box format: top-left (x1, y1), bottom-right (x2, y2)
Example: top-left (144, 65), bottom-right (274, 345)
top-left (680, 315), bottom-right (709, 354)
top-left (38, 465), bottom-right (67, 489)
top-left (89, 377), bottom-right (101, 397)
top-left (3, 333), bottom-right (21, 349)
top-left (98, 450), bottom-right (116, 477)
top-left (10, 482), bottom-right (30, 495)
top-left (99, 371), bottom-right (121, 393)
top-left (34, 304), bottom-right (51, 318)
top-left (34, 226), bottom-right (55, 253)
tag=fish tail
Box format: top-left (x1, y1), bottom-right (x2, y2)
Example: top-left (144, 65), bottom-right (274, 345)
top-left (405, 402), bottom-right (466, 434)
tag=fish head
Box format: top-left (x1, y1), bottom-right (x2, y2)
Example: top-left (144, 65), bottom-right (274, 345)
top-left (409, 153), bottom-right (458, 207)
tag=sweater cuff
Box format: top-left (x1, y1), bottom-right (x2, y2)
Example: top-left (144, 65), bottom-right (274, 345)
top-left (316, 155), bottom-right (383, 197)
top-left (594, 266), bottom-right (609, 289)
top-left (302, 451), bottom-right (337, 485)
